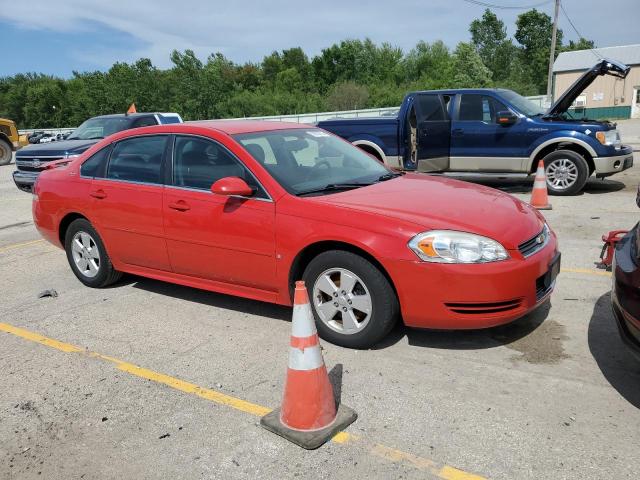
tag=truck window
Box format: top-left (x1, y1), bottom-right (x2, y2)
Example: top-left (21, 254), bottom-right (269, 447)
top-left (458, 95), bottom-right (508, 123)
top-left (416, 95), bottom-right (446, 121)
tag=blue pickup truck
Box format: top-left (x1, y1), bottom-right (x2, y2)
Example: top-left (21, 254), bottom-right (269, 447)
top-left (318, 59), bottom-right (634, 195)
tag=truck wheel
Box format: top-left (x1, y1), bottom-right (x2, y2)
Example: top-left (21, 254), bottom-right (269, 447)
top-left (302, 250), bottom-right (399, 349)
top-left (542, 150), bottom-right (589, 196)
top-left (0, 140), bottom-right (12, 166)
top-left (64, 219), bottom-right (122, 288)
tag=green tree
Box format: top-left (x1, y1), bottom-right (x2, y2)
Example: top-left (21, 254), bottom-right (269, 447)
top-left (470, 9), bottom-right (516, 83)
top-left (326, 81), bottom-right (369, 111)
top-left (450, 42), bottom-right (492, 88)
top-left (514, 8), bottom-right (563, 93)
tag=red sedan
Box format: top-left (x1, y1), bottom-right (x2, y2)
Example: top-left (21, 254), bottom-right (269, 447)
top-left (33, 121), bottom-right (560, 348)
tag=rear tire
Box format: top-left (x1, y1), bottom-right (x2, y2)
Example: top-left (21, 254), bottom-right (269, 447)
top-left (302, 250), bottom-right (399, 349)
top-left (542, 150), bottom-right (589, 196)
top-left (64, 219), bottom-right (122, 288)
top-left (0, 140), bottom-right (12, 166)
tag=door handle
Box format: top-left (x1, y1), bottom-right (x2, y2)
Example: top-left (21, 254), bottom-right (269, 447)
top-left (168, 201), bottom-right (190, 212)
top-left (90, 189), bottom-right (107, 199)
top-left (452, 128), bottom-right (464, 136)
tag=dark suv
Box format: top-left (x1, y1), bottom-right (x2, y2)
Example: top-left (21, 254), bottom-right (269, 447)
top-left (13, 112), bottom-right (182, 192)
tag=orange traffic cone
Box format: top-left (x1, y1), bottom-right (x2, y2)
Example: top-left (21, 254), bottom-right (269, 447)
top-left (260, 281), bottom-right (357, 449)
top-left (530, 160), bottom-right (552, 210)
top-left (126, 103), bottom-right (137, 114)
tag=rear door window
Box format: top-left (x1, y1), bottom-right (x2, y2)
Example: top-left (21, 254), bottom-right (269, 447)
top-left (416, 94), bottom-right (447, 121)
top-left (80, 146), bottom-right (111, 178)
top-left (107, 136), bottom-right (167, 184)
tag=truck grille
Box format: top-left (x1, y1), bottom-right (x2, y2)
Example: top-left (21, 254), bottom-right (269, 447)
top-left (16, 157), bottom-right (63, 172)
top-left (518, 225), bottom-right (549, 258)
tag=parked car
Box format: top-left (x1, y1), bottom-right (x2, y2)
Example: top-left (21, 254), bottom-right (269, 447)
top-left (611, 188), bottom-right (640, 359)
top-left (32, 121), bottom-right (560, 348)
top-left (13, 112), bottom-right (183, 192)
top-left (0, 117), bottom-right (24, 165)
top-left (318, 59), bottom-right (633, 196)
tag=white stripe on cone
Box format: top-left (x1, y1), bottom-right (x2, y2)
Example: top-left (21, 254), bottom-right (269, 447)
top-left (291, 303), bottom-right (317, 337)
top-left (289, 344), bottom-right (325, 371)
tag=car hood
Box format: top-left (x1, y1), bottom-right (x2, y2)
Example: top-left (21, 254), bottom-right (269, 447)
top-left (545, 58), bottom-right (630, 117)
top-left (16, 139), bottom-right (98, 157)
top-left (313, 174), bottom-right (544, 249)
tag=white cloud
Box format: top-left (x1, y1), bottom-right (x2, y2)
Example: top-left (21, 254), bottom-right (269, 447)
top-left (0, 0), bottom-right (638, 70)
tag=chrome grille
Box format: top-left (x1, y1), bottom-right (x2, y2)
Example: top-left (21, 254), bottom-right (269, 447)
top-left (518, 225), bottom-right (549, 258)
top-left (16, 156), bottom-right (63, 172)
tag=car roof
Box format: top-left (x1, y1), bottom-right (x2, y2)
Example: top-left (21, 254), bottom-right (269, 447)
top-left (409, 88), bottom-right (512, 95)
top-left (184, 120), bottom-right (309, 135)
top-left (92, 113), bottom-right (170, 119)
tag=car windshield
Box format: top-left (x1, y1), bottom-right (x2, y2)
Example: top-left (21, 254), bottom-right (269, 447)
top-left (234, 128), bottom-right (393, 195)
top-left (499, 90), bottom-right (546, 116)
top-left (67, 117), bottom-right (130, 140)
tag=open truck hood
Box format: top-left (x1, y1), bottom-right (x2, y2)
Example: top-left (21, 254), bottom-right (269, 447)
top-left (544, 58), bottom-right (630, 118)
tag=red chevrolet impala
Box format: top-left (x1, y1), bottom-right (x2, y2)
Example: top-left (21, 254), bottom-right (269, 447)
top-left (32, 121), bottom-right (560, 348)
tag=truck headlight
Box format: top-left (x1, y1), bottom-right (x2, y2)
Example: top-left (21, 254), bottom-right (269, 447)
top-left (408, 230), bottom-right (510, 263)
top-left (595, 130), bottom-right (621, 147)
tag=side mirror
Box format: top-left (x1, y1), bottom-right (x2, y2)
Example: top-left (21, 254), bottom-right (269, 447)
top-left (211, 177), bottom-right (254, 197)
top-left (496, 111), bottom-right (518, 126)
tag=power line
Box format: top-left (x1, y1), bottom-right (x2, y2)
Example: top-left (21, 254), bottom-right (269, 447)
top-left (461, 0), bottom-right (553, 9)
top-left (559, 3), bottom-right (602, 58)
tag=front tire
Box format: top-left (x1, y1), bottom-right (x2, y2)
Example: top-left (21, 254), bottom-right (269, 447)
top-left (543, 150), bottom-right (589, 196)
top-left (302, 250), bottom-right (399, 349)
top-left (0, 140), bottom-right (12, 166)
top-left (64, 219), bottom-right (122, 288)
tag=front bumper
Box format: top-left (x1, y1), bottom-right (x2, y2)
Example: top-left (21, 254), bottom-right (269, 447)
top-left (385, 233), bottom-right (560, 329)
top-left (611, 228), bottom-right (640, 360)
top-left (12, 170), bottom-right (39, 193)
top-left (593, 146), bottom-right (634, 176)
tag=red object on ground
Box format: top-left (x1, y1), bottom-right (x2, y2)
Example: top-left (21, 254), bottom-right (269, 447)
top-left (530, 159), bottom-right (552, 210)
top-left (600, 230), bottom-right (629, 268)
top-left (32, 120), bottom-right (559, 331)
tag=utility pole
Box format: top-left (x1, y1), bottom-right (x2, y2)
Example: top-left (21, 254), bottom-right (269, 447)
top-left (546, 0), bottom-right (561, 101)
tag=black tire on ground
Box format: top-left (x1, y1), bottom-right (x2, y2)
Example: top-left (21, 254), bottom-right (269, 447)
top-left (542, 149), bottom-right (589, 196)
top-left (302, 250), bottom-right (399, 349)
top-left (64, 218), bottom-right (122, 288)
top-left (0, 140), bottom-right (12, 166)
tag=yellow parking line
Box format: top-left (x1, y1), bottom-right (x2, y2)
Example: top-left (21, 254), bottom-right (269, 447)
top-left (0, 238), bottom-right (45, 253)
top-left (0, 321), bottom-right (486, 480)
top-left (561, 267), bottom-right (612, 277)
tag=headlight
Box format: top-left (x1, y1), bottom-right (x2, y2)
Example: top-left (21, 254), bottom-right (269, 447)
top-left (66, 153), bottom-right (82, 158)
top-left (408, 230), bottom-right (510, 263)
top-left (595, 130), bottom-right (621, 147)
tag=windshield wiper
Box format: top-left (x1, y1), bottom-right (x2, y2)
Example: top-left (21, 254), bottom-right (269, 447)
top-left (378, 172), bottom-right (403, 182)
top-left (296, 183), bottom-right (373, 196)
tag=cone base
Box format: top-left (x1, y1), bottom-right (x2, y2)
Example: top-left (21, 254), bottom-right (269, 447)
top-left (534, 204), bottom-right (553, 210)
top-left (260, 404), bottom-right (357, 450)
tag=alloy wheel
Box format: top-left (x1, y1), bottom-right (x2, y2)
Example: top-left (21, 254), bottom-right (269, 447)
top-left (71, 231), bottom-right (101, 278)
top-left (546, 158), bottom-right (579, 191)
top-left (312, 268), bottom-right (373, 335)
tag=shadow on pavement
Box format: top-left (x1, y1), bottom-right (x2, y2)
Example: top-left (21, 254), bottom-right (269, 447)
top-left (588, 292), bottom-right (640, 409)
top-left (130, 276), bottom-right (291, 322)
top-left (374, 299), bottom-right (551, 350)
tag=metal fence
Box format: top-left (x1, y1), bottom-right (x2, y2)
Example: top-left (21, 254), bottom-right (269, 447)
top-left (19, 95), bottom-right (551, 133)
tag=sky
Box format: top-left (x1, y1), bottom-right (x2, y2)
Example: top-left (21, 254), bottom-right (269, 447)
top-left (0, 0), bottom-right (638, 77)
